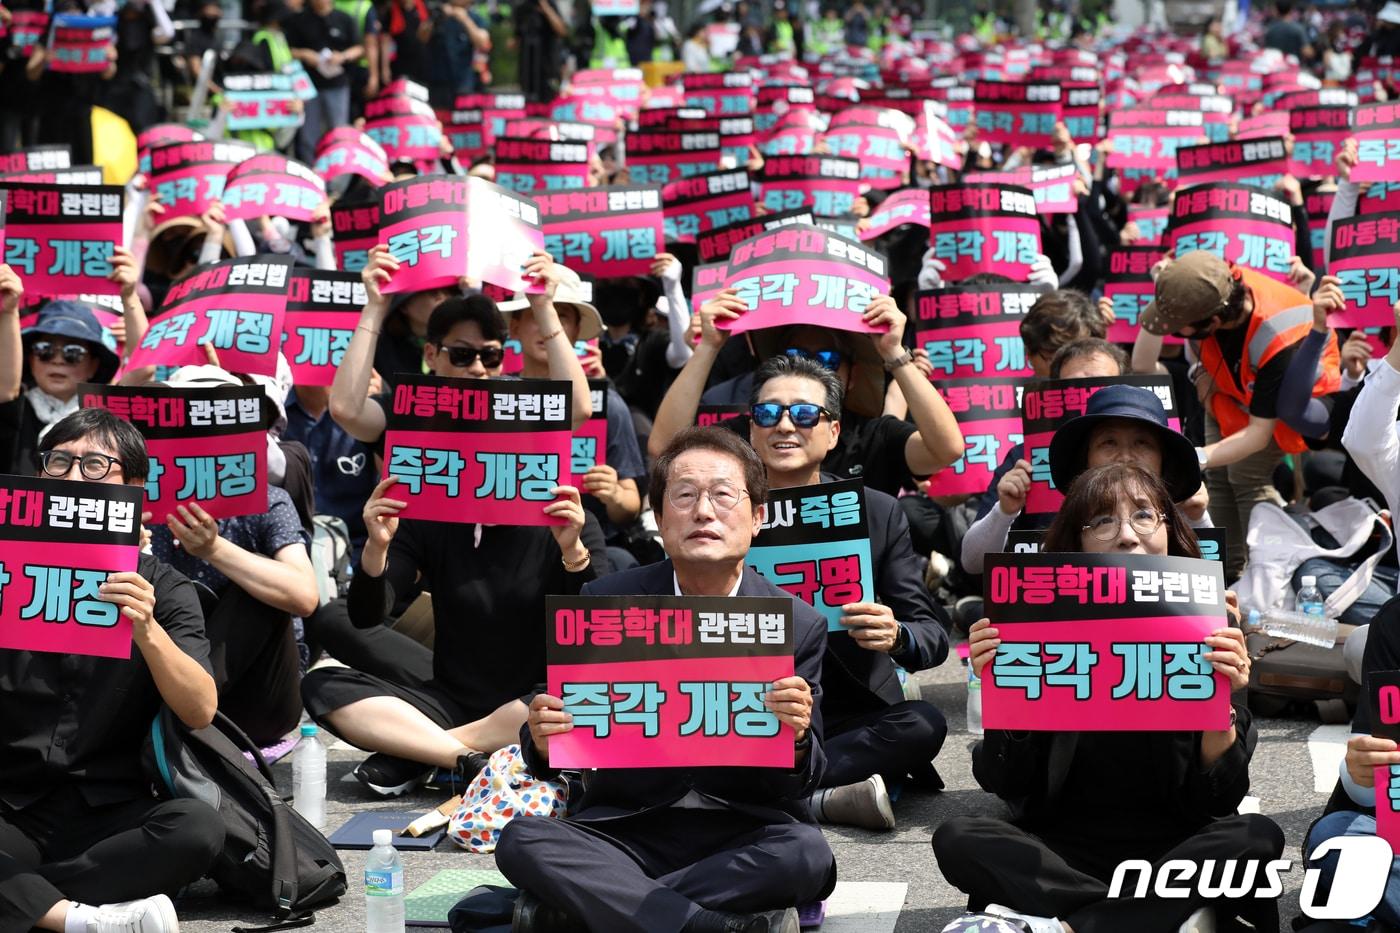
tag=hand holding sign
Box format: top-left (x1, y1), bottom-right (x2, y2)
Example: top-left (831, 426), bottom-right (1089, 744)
top-left (1313, 275), bottom-right (1345, 327)
top-left (361, 243), bottom-right (398, 312)
top-left (544, 484), bottom-right (587, 562)
top-left (109, 245), bottom-right (139, 299)
top-left (861, 294), bottom-right (902, 360)
top-left (997, 460), bottom-right (1033, 517)
top-left (1348, 735), bottom-right (1400, 789)
top-left (0, 264), bottom-right (23, 315)
top-left (969, 618), bottom-right (1000, 678)
top-left (527, 692), bottom-right (573, 762)
top-left (699, 289), bottom-right (745, 349)
top-left (1203, 626), bottom-right (1250, 692)
top-left (840, 602), bottom-right (900, 653)
top-left (765, 675), bottom-right (812, 744)
top-left (99, 570), bottom-right (156, 637)
top-left (361, 475), bottom-right (406, 576)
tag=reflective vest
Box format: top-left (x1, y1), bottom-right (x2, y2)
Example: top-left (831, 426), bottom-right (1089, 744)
top-left (1198, 268), bottom-right (1341, 454)
top-left (771, 19), bottom-right (794, 53)
top-left (333, 0), bottom-right (373, 67)
top-left (252, 28), bottom-right (292, 71)
top-left (590, 21), bottom-right (628, 69)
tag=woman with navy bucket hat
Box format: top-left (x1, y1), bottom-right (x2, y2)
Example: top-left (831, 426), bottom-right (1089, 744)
top-left (0, 282), bottom-right (121, 476)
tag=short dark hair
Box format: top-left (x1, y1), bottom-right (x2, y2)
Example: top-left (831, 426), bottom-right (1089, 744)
top-left (749, 354), bottom-right (845, 418)
top-left (427, 296), bottom-right (507, 346)
top-left (38, 408), bottom-right (150, 484)
top-left (1049, 338), bottom-right (1129, 379)
top-left (1020, 289), bottom-right (1105, 359)
top-left (649, 427), bottom-right (768, 518)
top-left (1042, 463), bottom-right (1200, 557)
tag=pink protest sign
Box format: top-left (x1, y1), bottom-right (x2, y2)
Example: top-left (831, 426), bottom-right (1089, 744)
top-left (8, 11), bottom-right (49, 58)
top-left (695, 404), bottom-right (744, 428)
top-left (1378, 766), bottom-right (1400, 853)
top-left (1235, 112), bottom-right (1290, 141)
top-left (973, 80), bottom-right (1061, 148)
top-left (1168, 183), bottom-right (1295, 284)
top-left (1353, 102), bottom-right (1400, 184)
top-left (758, 155), bottom-right (861, 217)
top-left (127, 256), bottom-right (294, 377)
top-left (221, 73), bottom-right (301, 130)
top-left (718, 224), bottom-right (889, 336)
top-left (570, 381), bottom-right (609, 485)
top-left (282, 269), bottom-right (366, 386)
top-left (913, 283), bottom-right (1048, 380)
top-left (661, 168), bottom-right (753, 244)
top-left (696, 207), bottom-right (814, 264)
top-left (1175, 137), bottom-right (1287, 188)
top-left (819, 114), bottom-right (910, 190)
top-left (690, 262), bottom-right (727, 315)
top-left (1288, 106), bottom-right (1351, 180)
top-left (537, 185), bottom-right (664, 278)
top-left (313, 133), bottom-right (390, 187)
top-left (927, 184), bottom-right (1042, 282)
top-left (0, 476), bottom-right (142, 659)
top-left (377, 175), bottom-right (544, 296)
top-left (1105, 246), bottom-right (1176, 345)
top-left (1106, 110), bottom-right (1207, 187)
top-left (81, 383), bottom-right (269, 523)
top-left (330, 199), bottom-right (379, 273)
top-left (438, 103), bottom-right (492, 161)
top-left (1060, 82), bottom-right (1102, 144)
top-left (1021, 375), bottom-right (1180, 515)
top-left (0, 182), bottom-right (123, 299)
top-left (860, 188), bottom-right (931, 241)
top-left (682, 71), bottom-right (754, 117)
top-left (626, 129), bottom-right (723, 186)
top-left (495, 136), bottom-right (593, 193)
top-left (0, 165), bottom-right (103, 185)
top-left (927, 378), bottom-right (1026, 496)
top-left (910, 105), bottom-right (961, 171)
top-left (981, 552), bottom-right (1231, 732)
top-left (964, 164), bottom-right (1080, 215)
top-left (546, 594), bottom-right (796, 769)
top-left (220, 155), bottom-right (325, 223)
top-left (383, 375), bottom-right (571, 525)
top-left (146, 139), bottom-right (257, 221)
top-left (1129, 205), bottom-right (1170, 246)
top-left (1329, 213), bottom-right (1400, 329)
top-left (47, 13), bottom-right (114, 73)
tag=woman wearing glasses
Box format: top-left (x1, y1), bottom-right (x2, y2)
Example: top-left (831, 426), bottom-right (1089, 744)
top-left (746, 352), bottom-right (952, 831)
top-left (936, 463), bottom-right (1282, 933)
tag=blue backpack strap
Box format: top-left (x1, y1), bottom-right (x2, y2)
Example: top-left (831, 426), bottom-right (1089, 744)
top-left (150, 712), bottom-right (178, 796)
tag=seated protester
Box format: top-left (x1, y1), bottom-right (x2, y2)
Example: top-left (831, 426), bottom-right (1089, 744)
top-left (1303, 591), bottom-right (1400, 929)
top-left (304, 250), bottom-right (609, 797)
top-left (648, 290), bottom-right (965, 498)
top-left (493, 427), bottom-right (834, 933)
top-left (329, 246), bottom-right (592, 444)
top-left (936, 463), bottom-right (1282, 933)
top-left (2, 408), bottom-right (222, 933)
top-left (1132, 251), bottom-right (1340, 578)
top-left (0, 250), bottom-right (144, 474)
top-left (748, 354), bottom-right (949, 831)
top-left (497, 275), bottom-right (647, 570)
top-left (597, 256), bottom-right (695, 422)
top-left (147, 365), bottom-right (320, 746)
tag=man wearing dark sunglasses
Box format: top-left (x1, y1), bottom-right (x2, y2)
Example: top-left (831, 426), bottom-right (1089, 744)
top-left (747, 354), bottom-right (950, 832)
top-left (648, 289), bottom-right (965, 499)
top-left (0, 408), bottom-right (223, 933)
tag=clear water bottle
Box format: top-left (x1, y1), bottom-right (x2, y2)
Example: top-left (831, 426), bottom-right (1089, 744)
top-left (365, 829), bottom-right (405, 933)
top-left (1298, 575), bottom-right (1326, 621)
top-left (1249, 607), bottom-right (1338, 649)
top-left (292, 723), bottom-right (326, 831)
top-left (966, 666), bottom-right (984, 735)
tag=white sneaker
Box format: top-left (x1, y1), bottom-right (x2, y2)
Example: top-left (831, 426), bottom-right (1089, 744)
top-left (85, 894), bottom-right (180, 933)
top-left (984, 904), bottom-right (1064, 933)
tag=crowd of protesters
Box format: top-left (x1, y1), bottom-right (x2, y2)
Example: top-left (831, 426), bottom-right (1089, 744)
top-left (6, 1), bottom-right (1400, 932)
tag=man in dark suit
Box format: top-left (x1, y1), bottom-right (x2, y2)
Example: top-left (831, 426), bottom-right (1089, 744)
top-left (747, 354), bottom-right (950, 831)
top-left (494, 427), bottom-right (836, 933)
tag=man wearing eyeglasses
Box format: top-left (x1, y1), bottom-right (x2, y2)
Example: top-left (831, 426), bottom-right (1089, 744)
top-left (647, 291), bottom-right (965, 499)
top-left (0, 407), bottom-right (223, 933)
top-left (496, 427), bottom-right (834, 933)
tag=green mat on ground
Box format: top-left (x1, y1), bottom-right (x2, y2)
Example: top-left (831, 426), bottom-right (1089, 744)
top-left (405, 869), bottom-right (513, 927)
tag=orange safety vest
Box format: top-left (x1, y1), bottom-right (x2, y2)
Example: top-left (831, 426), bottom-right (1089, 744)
top-left (1198, 267), bottom-right (1340, 454)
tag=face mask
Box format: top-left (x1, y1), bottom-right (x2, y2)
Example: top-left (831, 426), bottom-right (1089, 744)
top-left (200, 15), bottom-right (220, 27)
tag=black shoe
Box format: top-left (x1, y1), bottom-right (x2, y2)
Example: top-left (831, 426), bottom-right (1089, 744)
top-left (352, 752), bottom-right (430, 797)
top-left (511, 892), bottom-right (588, 933)
top-left (425, 750), bottom-right (491, 793)
top-left (684, 908), bottom-right (801, 933)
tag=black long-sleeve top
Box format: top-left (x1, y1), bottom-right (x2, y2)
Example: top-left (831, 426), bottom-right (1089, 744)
top-left (348, 515), bottom-right (609, 718)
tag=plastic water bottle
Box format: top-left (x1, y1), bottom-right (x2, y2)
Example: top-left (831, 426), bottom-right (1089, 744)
top-left (966, 666), bottom-right (984, 735)
top-left (1298, 575), bottom-right (1326, 621)
top-left (292, 723), bottom-right (326, 831)
top-left (1248, 607), bottom-right (1338, 649)
top-left (365, 829), bottom-right (405, 933)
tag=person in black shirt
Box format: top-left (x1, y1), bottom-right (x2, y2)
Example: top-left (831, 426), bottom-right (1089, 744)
top-left (284, 0), bottom-right (362, 163)
top-left (1, 408), bottom-right (222, 933)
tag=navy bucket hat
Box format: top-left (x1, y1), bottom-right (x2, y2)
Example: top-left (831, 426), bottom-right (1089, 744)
top-left (1048, 383), bottom-right (1201, 504)
top-left (22, 301), bottom-right (121, 385)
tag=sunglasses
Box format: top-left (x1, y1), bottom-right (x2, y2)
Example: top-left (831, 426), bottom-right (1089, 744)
top-left (750, 402), bottom-right (833, 429)
top-left (781, 347), bottom-right (843, 371)
top-left (30, 341), bottom-right (92, 365)
top-left (442, 345), bottom-right (505, 369)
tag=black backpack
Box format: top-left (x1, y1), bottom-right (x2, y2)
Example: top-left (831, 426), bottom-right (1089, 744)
top-left (143, 707), bottom-right (346, 920)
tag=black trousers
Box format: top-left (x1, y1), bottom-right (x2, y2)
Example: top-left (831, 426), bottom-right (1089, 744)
top-left (932, 813), bottom-right (1285, 933)
top-left (822, 699), bottom-right (947, 788)
top-left (206, 586), bottom-right (303, 746)
top-left (494, 807), bottom-right (836, 933)
top-left (302, 597), bottom-right (433, 689)
top-left (0, 786), bottom-right (224, 933)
